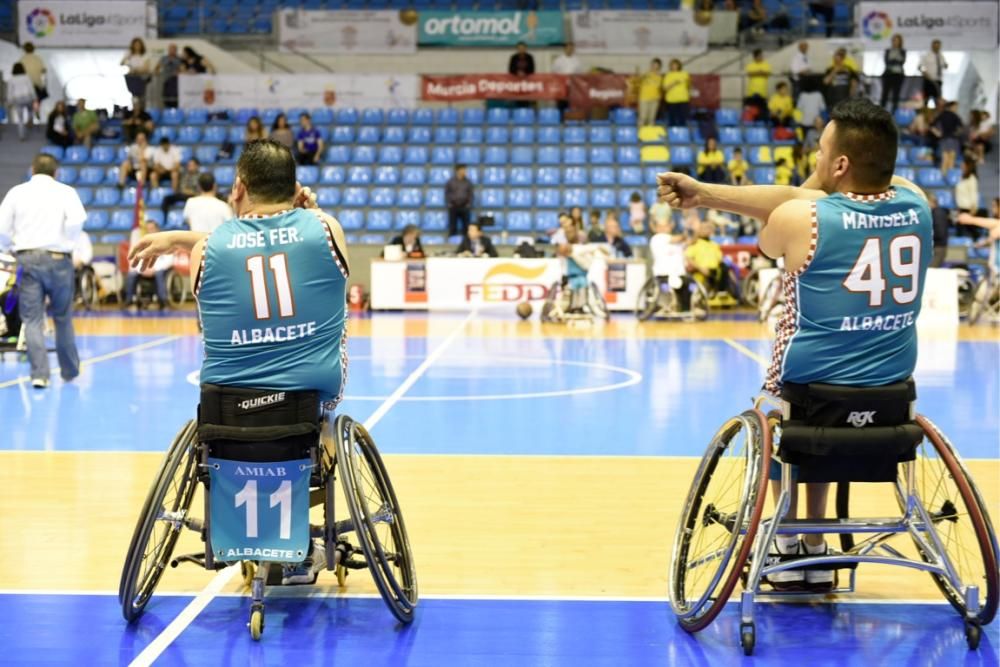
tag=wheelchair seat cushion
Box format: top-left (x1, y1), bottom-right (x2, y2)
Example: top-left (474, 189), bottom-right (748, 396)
top-left (198, 384), bottom-right (321, 443)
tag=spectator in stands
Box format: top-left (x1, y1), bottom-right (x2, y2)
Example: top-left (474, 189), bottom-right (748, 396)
top-left (789, 41), bottom-right (811, 100)
top-left (123, 220), bottom-right (170, 310)
top-left (791, 142), bottom-right (809, 181)
top-left (155, 43), bottom-right (184, 108)
top-left (599, 215), bottom-right (633, 258)
top-left (905, 107), bottom-right (932, 147)
top-left (389, 224), bottom-right (425, 259)
top-left (768, 81), bottom-right (795, 127)
top-left (245, 116), bottom-right (267, 144)
top-left (769, 3), bottom-right (791, 41)
top-left (918, 40), bottom-right (946, 110)
top-left (728, 147), bottom-right (750, 185)
top-left (181, 46), bottom-right (215, 74)
top-left (122, 37), bottom-right (152, 102)
top-left (586, 210), bottom-right (603, 242)
top-left (823, 51), bottom-right (858, 110)
top-left (955, 159), bottom-right (980, 219)
top-left (7, 63), bottom-right (37, 141)
top-left (446, 164), bottom-right (474, 238)
top-left (880, 34), bottom-right (906, 114)
top-left (551, 42), bottom-right (582, 117)
top-left (928, 193), bottom-right (951, 267)
top-left (270, 114), bottom-right (294, 150)
top-left (829, 47), bottom-right (860, 76)
top-left (122, 101), bottom-right (154, 143)
top-left (183, 172), bottom-right (233, 234)
top-left (740, 0), bottom-right (767, 37)
top-left (931, 101), bottom-right (963, 172)
top-left (628, 192), bottom-right (647, 234)
top-left (46, 101), bottom-right (73, 148)
top-left (796, 85), bottom-right (826, 135)
top-left (295, 113), bottom-right (324, 166)
top-left (570, 207), bottom-right (585, 231)
top-left (697, 137), bottom-right (727, 184)
top-left (808, 0), bottom-right (836, 37)
top-left (774, 157), bottom-right (793, 185)
top-left (71, 98), bottom-right (100, 149)
top-left (149, 137), bottom-right (182, 191)
top-left (456, 222), bottom-right (498, 258)
top-left (161, 158), bottom-right (201, 216)
top-left (663, 59), bottom-right (691, 127)
top-left (649, 197), bottom-right (673, 231)
top-left (17, 43), bottom-right (47, 114)
top-left (745, 49), bottom-right (771, 122)
top-left (118, 131), bottom-right (152, 189)
top-left (637, 58), bottom-right (663, 127)
top-left (968, 110), bottom-right (994, 164)
top-left (508, 42), bottom-right (535, 76)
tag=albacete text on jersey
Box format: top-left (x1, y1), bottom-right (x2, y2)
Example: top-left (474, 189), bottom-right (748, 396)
top-left (840, 310), bottom-right (916, 332)
top-left (230, 321), bottom-right (318, 346)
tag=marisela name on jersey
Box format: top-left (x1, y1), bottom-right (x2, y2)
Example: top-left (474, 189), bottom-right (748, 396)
top-left (842, 209), bottom-right (921, 230)
top-left (840, 310), bottom-right (915, 331)
top-left (231, 321), bottom-right (318, 346)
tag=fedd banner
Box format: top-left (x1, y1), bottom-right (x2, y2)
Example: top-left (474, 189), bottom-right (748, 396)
top-left (421, 74), bottom-right (566, 102)
top-left (418, 11), bottom-right (565, 47)
top-left (277, 9), bottom-right (417, 54)
top-left (569, 11), bottom-right (708, 55)
top-left (18, 0), bottom-right (153, 47)
top-left (856, 2), bottom-right (998, 49)
top-left (178, 74), bottom-right (420, 109)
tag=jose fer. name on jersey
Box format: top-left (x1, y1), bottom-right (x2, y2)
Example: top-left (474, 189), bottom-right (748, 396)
top-left (225, 226), bottom-right (318, 347)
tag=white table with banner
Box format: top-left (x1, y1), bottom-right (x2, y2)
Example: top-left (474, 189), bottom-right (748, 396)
top-left (369, 257), bottom-right (647, 311)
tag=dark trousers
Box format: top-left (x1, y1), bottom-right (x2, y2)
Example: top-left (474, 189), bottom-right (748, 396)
top-left (809, 3), bottom-right (835, 36)
top-left (161, 192), bottom-right (192, 217)
top-left (881, 74), bottom-right (904, 112)
top-left (699, 166), bottom-right (727, 184)
top-left (665, 102), bottom-right (690, 127)
top-left (16, 251), bottom-right (80, 381)
top-left (922, 79), bottom-right (942, 107)
top-left (448, 208), bottom-right (471, 237)
top-left (125, 270), bottom-right (168, 305)
top-left (296, 150), bottom-right (319, 165)
top-left (931, 246), bottom-right (948, 268)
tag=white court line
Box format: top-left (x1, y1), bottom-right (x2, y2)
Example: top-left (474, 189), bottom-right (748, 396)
top-left (127, 309), bottom-right (477, 667)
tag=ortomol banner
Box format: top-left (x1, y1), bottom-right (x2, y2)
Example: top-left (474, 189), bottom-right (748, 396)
top-left (418, 11), bottom-right (565, 47)
top-left (569, 11), bottom-right (708, 55)
top-left (277, 9), bottom-right (417, 54)
top-left (178, 74), bottom-right (419, 109)
top-left (856, 2), bottom-right (998, 49)
top-left (18, 0), bottom-right (153, 47)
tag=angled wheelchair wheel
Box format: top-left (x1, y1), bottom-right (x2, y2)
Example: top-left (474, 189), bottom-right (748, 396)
top-left (669, 410), bottom-right (771, 632)
top-left (335, 415), bottom-right (418, 623)
top-left (635, 277), bottom-right (661, 321)
top-left (968, 278), bottom-right (998, 325)
top-left (587, 282), bottom-right (609, 320)
top-left (956, 270), bottom-right (977, 319)
top-left (740, 270), bottom-right (760, 308)
top-left (758, 275), bottom-right (782, 323)
top-left (167, 270), bottom-right (187, 308)
top-left (78, 267), bottom-right (99, 310)
top-left (540, 281), bottom-right (564, 323)
top-left (690, 281), bottom-right (710, 321)
top-left (897, 416), bottom-right (999, 626)
top-left (119, 420), bottom-right (199, 622)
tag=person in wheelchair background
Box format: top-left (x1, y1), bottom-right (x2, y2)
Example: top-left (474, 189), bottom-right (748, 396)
top-left (129, 139), bottom-right (350, 585)
top-left (122, 220), bottom-right (171, 310)
top-left (685, 220), bottom-right (735, 305)
top-left (648, 217), bottom-right (693, 316)
top-left (552, 212), bottom-right (592, 313)
top-left (659, 98), bottom-right (933, 591)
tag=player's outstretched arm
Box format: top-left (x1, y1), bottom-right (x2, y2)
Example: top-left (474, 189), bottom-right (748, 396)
top-left (957, 213), bottom-right (1000, 231)
top-left (129, 231), bottom-right (207, 272)
top-left (657, 171), bottom-right (825, 222)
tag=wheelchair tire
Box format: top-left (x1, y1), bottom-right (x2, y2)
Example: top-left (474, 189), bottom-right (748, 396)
top-left (635, 277), bottom-right (660, 321)
top-left (740, 270), bottom-right (760, 308)
top-left (119, 420), bottom-right (199, 622)
top-left (669, 409), bottom-right (771, 632)
top-left (758, 275), bottom-right (782, 323)
top-left (691, 281), bottom-right (710, 322)
top-left (898, 416), bottom-right (999, 626)
top-left (587, 282), bottom-right (609, 321)
top-left (540, 281), bottom-right (563, 323)
top-left (335, 415), bottom-right (418, 623)
top-left (968, 278), bottom-right (997, 325)
top-left (78, 267), bottom-right (99, 310)
top-left (167, 270), bottom-right (187, 308)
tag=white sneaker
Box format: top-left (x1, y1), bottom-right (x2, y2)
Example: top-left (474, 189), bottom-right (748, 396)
top-left (803, 542), bottom-right (836, 591)
top-left (31, 378), bottom-right (49, 389)
top-left (281, 540), bottom-right (326, 585)
top-left (765, 538), bottom-right (804, 590)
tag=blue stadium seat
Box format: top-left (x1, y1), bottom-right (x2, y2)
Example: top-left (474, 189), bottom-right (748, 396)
top-left (146, 187), bottom-right (169, 206)
top-left (309, 108), bottom-right (333, 124)
top-left (235, 108), bottom-right (259, 124)
top-left (425, 189), bottom-right (445, 208)
top-left (536, 211), bottom-right (560, 230)
top-left (591, 166), bottom-right (616, 185)
top-left (75, 186), bottom-right (92, 206)
top-left (90, 146), bottom-right (115, 164)
top-left (103, 167), bottom-right (120, 184)
top-left (359, 233), bottom-right (387, 245)
top-left (508, 189), bottom-right (533, 208)
top-left (408, 126), bottom-right (432, 144)
top-left (611, 108), bottom-right (636, 125)
top-left (744, 127), bottom-right (769, 144)
top-left (511, 126), bottom-right (535, 144)
top-left (361, 108), bottom-right (384, 125)
top-left (617, 189), bottom-right (636, 208)
top-left (536, 167), bottom-right (560, 186)
top-left (40, 145), bottom-right (64, 160)
top-left (589, 126), bottom-right (612, 144)
top-left (343, 187), bottom-right (368, 206)
top-left (95, 187), bottom-right (120, 206)
top-left (161, 108), bottom-right (184, 125)
top-left (615, 126), bottom-right (638, 143)
top-left (411, 108), bottom-right (433, 125)
top-left (261, 108), bottom-right (281, 126)
top-left (752, 167), bottom-right (775, 184)
top-left (386, 109), bottom-right (409, 125)
top-left (151, 127), bottom-right (177, 144)
top-left (184, 108), bottom-right (208, 125)
top-left (375, 166), bottom-right (400, 185)
top-left (597, 147), bottom-right (620, 164)
top-left (505, 167), bottom-right (529, 187)
top-left (396, 210), bottom-right (420, 229)
top-left (512, 108), bottom-right (536, 125)
top-left (370, 187), bottom-right (396, 207)
top-left (461, 108), bottom-right (484, 125)
top-left (483, 147), bottom-right (508, 165)
top-left (536, 188), bottom-right (561, 208)
top-left (401, 166), bottom-right (426, 185)
top-left (486, 108), bottom-right (510, 125)
top-left (507, 211), bottom-right (533, 232)
top-left (145, 210), bottom-right (165, 227)
top-left (338, 210), bottom-right (364, 230)
top-left (79, 167), bottom-right (104, 185)
top-left (895, 147), bottom-right (910, 165)
top-left (398, 188), bottom-right (423, 208)
top-left (537, 146), bottom-right (561, 165)
top-left (64, 146), bottom-right (89, 164)
top-left (348, 166), bottom-right (373, 185)
top-left (317, 188), bottom-right (341, 207)
top-left (563, 126), bottom-right (586, 144)
top-left (935, 190), bottom-right (955, 208)
top-left (432, 147), bottom-right (455, 165)
top-left (336, 108), bottom-right (359, 125)
top-left (213, 167), bottom-right (235, 187)
top-left (671, 145), bottom-right (695, 166)
top-left (668, 127), bottom-right (691, 144)
top-left (591, 188), bottom-right (616, 208)
top-left (564, 146), bottom-right (587, 165)
top-left (109, 210), bottom-right (134, 231)
top-left (357, 126), bottom-right (381, 144)
top-left (485, 127), bottom-right (509, 144)
top-left (894, 108), bottom-right (916, 127)
top-left (895, 167), bottom-right (916, 182)
top-left (511, 147), bottom-right (533, 165)
top-left (423, 210), bottom-right (447, 230)
top-left (433, 127), bottom-right (458, 144)
top-left (464, 166), bottom-right (480, 184)
top-left (296, 165), bottom-right (319, 185)
top-left (332, 126), bottom-right (356, 144)
top-left (642, 166), bottom-right (663, 184)
top-left (227, 127), bottom-right (245, 144)
top-left (944, 168), bottom-right (962, 187)
top-left (916, 169), bottom-right (944, 188)
top-left (458, 146), bottom-right (481, 164)
top-left (383, 126), bottom-right (406, 144)
top-left (56, 166), bottom-right (77, 185)
top-left (480, 188), bottom-right (506, 208)
top-left (537, 126), bottom-right (560, 145)
top-left (84, 210), bottom-right (108, 232)
top-left (563, 167), bottom-right (587, 186)
top-left (716, 108), bottom-right (740, 126)
top-left (482, 167), bottom-right (507, 186)
top-left (352, 146), bottom-right (376, 164)
top-left (165, 210), bottom-right (186, 230)
top-left (538, 108), bottom-right (560, 126)
top-left (372, 146), bottom-right (401, 166)
top-left (428, 167), bottom-right (451, 185)
top-left (719, 127), bottom-right (742, 144)
top-left (320, 166), bottom-right (346, 184)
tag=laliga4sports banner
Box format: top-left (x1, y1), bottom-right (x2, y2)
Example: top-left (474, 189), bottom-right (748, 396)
top-left (277, 9), bottom-right (417, 54)
top-left (856, 2), bottom-right (998, 49)
top-left (418, 11), bottom-right (565, 47)
top-left (18, 0), bottom-right (154, 46)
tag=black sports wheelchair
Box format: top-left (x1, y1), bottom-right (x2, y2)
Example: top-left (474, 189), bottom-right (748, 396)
top-left (119, 384), bottom-right (417, 640)
top-left (668, 378), bottom-right (997, 655)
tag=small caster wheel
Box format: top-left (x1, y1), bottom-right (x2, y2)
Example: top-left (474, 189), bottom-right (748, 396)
top-left (965, 621), bottom-right (981, 650)
top-left (241, 562), bottom-right (256, 589)
top-left (336, 563), bottom-right (348, 587)
top-left (740, 622), bottom-right (756, 656)
top-left (249, 607), bottom-right (264, 641)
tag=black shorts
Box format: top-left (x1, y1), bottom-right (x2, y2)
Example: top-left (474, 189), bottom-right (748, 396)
top-left (922, 78), bottom-right (941, 101)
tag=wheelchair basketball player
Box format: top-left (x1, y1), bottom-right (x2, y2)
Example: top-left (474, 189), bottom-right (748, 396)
top-left (659, 98), bottom-right (933, 590)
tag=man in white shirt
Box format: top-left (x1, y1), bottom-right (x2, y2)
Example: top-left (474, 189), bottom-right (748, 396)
top-left (150, 137), bottom-right (182, 191)
top-left (183, 172), bottom-right (233, 235)
top-left (918, 40), bottom-right (947, 109)
top-left (789, 41), bottom-right (810, 99)
top-left (551, 42), bottom-right (582, 117)
top-left (0, 153), bottom-right (86, 387)
top-left (119, 131), bottom-right (153, 189)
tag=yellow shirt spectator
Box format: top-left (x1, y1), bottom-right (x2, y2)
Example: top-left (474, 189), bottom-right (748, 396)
top-left (685, 238), bottom-right (723, 272)
top-left (768, 92), bottom-right (794, 121)
top-left (639, 71), bottom-right (663, 102)
top-left (745, 59), bottom-right (771, 98)
top-left (697, 148), bottom-right (725, 170)
top-left (728, 158), bottom-right (749, 180)
top-left (774, 162), bottom-right (794, 186)
top-left (663, 70), bottom-right (691, 104)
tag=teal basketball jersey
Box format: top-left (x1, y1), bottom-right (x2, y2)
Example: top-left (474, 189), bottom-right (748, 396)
top-left (196, 209), bottom-right (348, 403)
top-left (766, 187), bottom-right (932, 392)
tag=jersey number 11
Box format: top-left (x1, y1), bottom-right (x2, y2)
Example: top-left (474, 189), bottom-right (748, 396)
top-left (246, 253), bottom-right (295, 319)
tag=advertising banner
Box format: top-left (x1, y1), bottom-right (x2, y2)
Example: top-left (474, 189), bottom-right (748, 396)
top-left (421, 74), bottom-right (566, 102)
top-left (276, 10), bottom-right (417, 54)
top-left (689, 74), bottom-right (721, 110)
top-left (856, 2), bottom-right (998, 49)
top-left (418, 11), bottom-right (565, 47)
top-left (178, 74), bottom-right (419, 109)
top-left (17, 0), bottom-right (152, 47)
top-left (568, 73), bottom-right (629, 111)
top-left (569, 11), bottom-right (709, 55)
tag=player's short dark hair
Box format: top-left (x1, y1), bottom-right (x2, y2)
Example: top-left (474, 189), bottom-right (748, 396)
top-left (829, 98), bottom-right (898, 190)
top-left (32, 153), bottom-right (58, 176)
top-left (24, 42), bottom-right (35, 53)
top-left (198, 172), bottom-right (216, 192)
top-left (402, 224), bottom-right (419, 236)
top-left (236, 139), bottom-right (295, 204)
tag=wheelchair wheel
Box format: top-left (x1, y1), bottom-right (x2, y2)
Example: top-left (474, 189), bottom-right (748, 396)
top-left (335, 415), bottom-right (418, 623)
top-left (691, 281), bottom-right (710, 321)
top-left (740, 270), bottom-right (760, 308)
top-left (758, 275), bottom-right (782, 323)
top-left (635, 277), bottom-right (660, 321)
top-left (119, 420), bottom-right (199, 622)
top-left (968, 278), bottom-right (997, 325)
top-left (669, 409), bottom-right (771, 632)
top-left (897, 416), bottom-right (999, 626)
top-left (167, 270), bottom-right (187, 308)
top-left (78, 267), bottom-right (99, 310)
top-left (957, 270), bottom-right (976, 319)
top-left (540, 281), bottom-right (566, 323)
top-left (587, 282), bottom-right (609, 320)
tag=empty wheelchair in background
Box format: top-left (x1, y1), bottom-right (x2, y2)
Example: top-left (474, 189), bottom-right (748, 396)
top-left (668, 379), bottom-right (997, 655)
top-left (119, 385), bottom-right (417, 640)
top-left (635, 275), bottom-right (709, 321)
